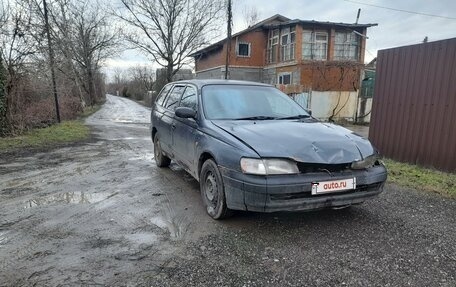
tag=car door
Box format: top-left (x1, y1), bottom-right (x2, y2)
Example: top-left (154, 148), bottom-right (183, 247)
top-left (152, 84), bottom-right (172, 136)
top-left (160, 85), bottom-right (186, 155)
top-left (172, 85), bottom-right (198, 175)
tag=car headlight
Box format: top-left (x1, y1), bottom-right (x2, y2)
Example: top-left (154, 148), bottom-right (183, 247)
top-left (351, 154), bottom-right (380, 169)
top-left (240, 158), bottom-right (299, 175)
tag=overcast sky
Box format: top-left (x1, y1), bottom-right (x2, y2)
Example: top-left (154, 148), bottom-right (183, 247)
top-left (104, 0), bottom-right (456, 77)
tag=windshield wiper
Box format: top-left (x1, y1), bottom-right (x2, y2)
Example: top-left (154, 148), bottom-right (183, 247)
top-left (234, 116), bottom-right (277, 120)
top-left (277, 114), bottom-right (311, 120)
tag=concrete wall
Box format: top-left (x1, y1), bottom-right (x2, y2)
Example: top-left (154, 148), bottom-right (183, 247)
top-left (196, 66), bottom-right (263, 82)
top-left (356, 97), bottom-right (373, 123)
top-left (291, 91), bottom-right (373, 123)
top-left (309, 91), bottom-right (358, 121)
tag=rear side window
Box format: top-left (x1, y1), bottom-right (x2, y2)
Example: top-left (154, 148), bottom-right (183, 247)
top-left (156, 85), bottom-right (172, 106)
top-left (179, 86), bottom-right (197, 110)
top-left (164, 86), bottom-right (185, 110)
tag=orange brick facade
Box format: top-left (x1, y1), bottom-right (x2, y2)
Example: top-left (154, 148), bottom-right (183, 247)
top-left (195, 29), bottom-right (268, 72)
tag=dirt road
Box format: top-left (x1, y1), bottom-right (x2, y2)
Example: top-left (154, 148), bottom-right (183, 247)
top-left (1, 95), bottom-right (455, 286)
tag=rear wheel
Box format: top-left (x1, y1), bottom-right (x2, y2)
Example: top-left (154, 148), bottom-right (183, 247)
top-left (200, 159), bottom-right (232, 219)
top-left (153, 136), bottom-right (171, 167)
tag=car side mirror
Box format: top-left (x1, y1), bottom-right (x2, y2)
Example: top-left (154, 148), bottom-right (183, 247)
top-left (175, 107), bottom-right (197, 119)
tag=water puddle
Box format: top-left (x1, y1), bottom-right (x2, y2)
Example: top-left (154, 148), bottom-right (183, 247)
top-left (150, 214), bottom-right (189, 239)
top-left (108, 137), bottom-right (150, 141)
top-left (113, 118), bottom-right (149, 125)
top-left (24, 191), bottom-right (117, 209)
top-left (113, 118), bottom-right (134, 123)
top-left (128, 152), bottom-right (154, 161)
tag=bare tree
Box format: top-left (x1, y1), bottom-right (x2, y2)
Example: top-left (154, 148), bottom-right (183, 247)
top-left (0, 1), bottom-right (8, 27)
top-left (242, 5), bottom-right (260, 28)
top-left (51, 0), bottom-right (118, 105)
top-left (0, 1), bottom-right (36, 74)
top-left (115, 0), bottom-right (224, 83)
top-left (124, 65), bottom-right (155, 101)
top-left (0, 0), bottom-right (118, 135)
top-left (29, 0), bottom-right (118, 106)
top-left (45, 0), bottom-right (86, 106)
top-left (130, 65), bottom-right (155, 92)
top-left (0, 2), bottom-right (8, 135)
top-left (0, 0), bottom-right (37, 134)
top-left (0, 52), bottom-right (7, 136)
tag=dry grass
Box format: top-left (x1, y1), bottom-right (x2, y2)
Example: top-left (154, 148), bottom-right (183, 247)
top-left (0, 104), bottom-right (101, 152)
top-left (385, 159), bottom-right (456, 198)
top-left (0, 121), bottom-right (90, 152)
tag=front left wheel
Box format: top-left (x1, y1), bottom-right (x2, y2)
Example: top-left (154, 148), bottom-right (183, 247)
top-left (200, 159), bottom-right (232, 220)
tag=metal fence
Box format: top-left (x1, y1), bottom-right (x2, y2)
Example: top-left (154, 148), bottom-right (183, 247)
top-left (369, 38), bottom-right (456, 172)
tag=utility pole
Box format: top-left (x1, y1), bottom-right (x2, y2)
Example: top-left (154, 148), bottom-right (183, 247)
top-left (224, 0), bottom-right (232, 80)
top-left (43, 0), bottom-right (61, 123)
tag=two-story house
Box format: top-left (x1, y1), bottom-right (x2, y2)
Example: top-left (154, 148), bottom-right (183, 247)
top-left (191, 14), bottom-right (377, 121)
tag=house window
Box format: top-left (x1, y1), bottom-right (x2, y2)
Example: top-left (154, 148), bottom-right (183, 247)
top-left (280, 26), bottom-right (296, 61)
top-left (278, 73), bottom-right (292, 85)
top-left (237, 42), bottom-right (251, 57)
top-left (267, 29), bottom-right (279, 63)
top-left (334, 32), bottom-right (360, 61)
top-left (302, 31), bottom-right (328, 60)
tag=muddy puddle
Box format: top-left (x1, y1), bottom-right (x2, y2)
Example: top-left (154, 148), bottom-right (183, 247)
top-left (0, 95), bottom-right (215, 285)
top-left (23, 191), bottom-right (117, 209)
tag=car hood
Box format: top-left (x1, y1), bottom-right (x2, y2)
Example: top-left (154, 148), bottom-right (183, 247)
top-left (212, 120), bottom-right (375, 164)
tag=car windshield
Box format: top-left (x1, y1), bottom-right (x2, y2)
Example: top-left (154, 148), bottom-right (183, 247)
top-left (202, 85), bottom-right (309, 120)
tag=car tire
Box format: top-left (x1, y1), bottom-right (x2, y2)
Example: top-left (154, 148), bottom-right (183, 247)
top-left (153, 136), bottom-right (171, 167)
top-left (200, 159), bottom-right (233, 220)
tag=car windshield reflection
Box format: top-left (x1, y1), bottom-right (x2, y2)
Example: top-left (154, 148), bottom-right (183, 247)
top-left (201, 85), bottom-right (309, 120)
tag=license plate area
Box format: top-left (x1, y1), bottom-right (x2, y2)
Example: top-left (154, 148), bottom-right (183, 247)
top-left (311, 178), bottom-right (356, 195)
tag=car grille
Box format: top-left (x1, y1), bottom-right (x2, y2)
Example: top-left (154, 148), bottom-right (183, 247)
top-left (296, 162), bottom-right (352, 174)
top-left (269, 182), bottom-right (383, 201)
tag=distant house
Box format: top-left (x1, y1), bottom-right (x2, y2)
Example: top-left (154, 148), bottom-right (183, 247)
top-left (191, 14), bottom-right (377, 121)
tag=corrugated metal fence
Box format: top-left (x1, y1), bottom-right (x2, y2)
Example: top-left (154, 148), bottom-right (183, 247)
top-left (369, 38), bottom-right (456, 172)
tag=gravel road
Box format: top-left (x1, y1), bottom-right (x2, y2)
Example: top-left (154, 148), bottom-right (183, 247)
top-left (0, 95), bottom-right (455, 286)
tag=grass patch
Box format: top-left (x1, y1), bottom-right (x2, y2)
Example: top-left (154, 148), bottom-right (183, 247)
top-left (385, 159), bottom-right (456, 198)
top-left (80, 103), bottom-right (102, 118)
top-left (0, 104), bottom-right (102, 153)
top-left (0, 120), bottom-right (90, 152)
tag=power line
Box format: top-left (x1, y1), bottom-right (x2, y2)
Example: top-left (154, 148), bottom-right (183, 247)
top-left (343, 0), bottom-right (456, 20)
top-left (366, 48), bottom-right (376, 59)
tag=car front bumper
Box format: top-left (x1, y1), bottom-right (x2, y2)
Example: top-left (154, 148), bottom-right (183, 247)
top-left (219, 165), bottom-right (387, 212)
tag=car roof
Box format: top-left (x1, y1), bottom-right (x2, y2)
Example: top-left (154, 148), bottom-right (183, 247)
top-left (168, 79), bottom-right (273, 89)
